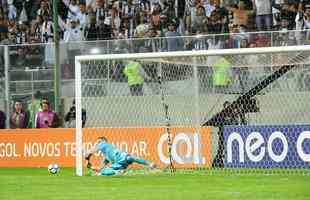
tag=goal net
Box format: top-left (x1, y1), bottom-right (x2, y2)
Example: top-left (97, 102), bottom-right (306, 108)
top-left (75, 45), bottom-right (310, 176)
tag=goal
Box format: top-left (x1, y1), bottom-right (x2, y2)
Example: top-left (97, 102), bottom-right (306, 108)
top-left (75, 45), bottom-right (310, 176)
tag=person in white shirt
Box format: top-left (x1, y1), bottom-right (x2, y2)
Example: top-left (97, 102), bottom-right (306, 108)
top-left (252, 0), bottom-right (272, 31)
top-left (64, 18), bottom-right (84, 70)
top-left (62, 0), bottom-right (81, 22)
top-left (76, 3), bottom-right (89, 33)
top-left (8, 1), bottom-right (17, 20)
top-left (64, 18), bottom-right (83, 42)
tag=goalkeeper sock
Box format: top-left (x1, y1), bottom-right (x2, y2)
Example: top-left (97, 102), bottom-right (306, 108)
top-left (127, 155), bottom-right (150, 166)
top-left (100, 168), bottom-right (117, 176)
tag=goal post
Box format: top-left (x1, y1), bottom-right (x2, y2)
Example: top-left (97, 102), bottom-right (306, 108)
top-left (75, 45), bottom-right (310, 176)
top-left (75, 59), bottom-right (83, 176)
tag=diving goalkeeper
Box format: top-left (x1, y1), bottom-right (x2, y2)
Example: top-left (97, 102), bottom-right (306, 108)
top-left (85, 136), bottom-right (156, 176)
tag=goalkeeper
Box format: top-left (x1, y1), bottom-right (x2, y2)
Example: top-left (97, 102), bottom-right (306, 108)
top-left (85, 136), bottom-right (156, 176)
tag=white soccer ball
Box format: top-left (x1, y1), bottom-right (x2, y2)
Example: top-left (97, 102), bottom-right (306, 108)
top-left (48, 163), bottom-right (60, 174)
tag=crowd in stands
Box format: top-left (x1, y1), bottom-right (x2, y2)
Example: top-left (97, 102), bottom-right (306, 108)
top-left (0, 0), bottom-right (308, 76)
top-left (0, 0), bottom-right (308, 47)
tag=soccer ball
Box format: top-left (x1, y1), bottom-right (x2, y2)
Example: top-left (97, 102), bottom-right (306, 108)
top-left (48, 163), bottom-right (60, 174)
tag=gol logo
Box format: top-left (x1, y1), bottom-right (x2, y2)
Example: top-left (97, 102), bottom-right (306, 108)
top-left (157, 133), bottom-right (206, 165)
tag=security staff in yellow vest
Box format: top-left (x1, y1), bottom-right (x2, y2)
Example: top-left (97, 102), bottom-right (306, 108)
top-left (213, 56), bottom-right (232, 93)
top-left (123, 60), bottom-right (150, 96)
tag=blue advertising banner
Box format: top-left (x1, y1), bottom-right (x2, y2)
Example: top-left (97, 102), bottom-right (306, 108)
top-left (223, 125), bottom-right (310, 168)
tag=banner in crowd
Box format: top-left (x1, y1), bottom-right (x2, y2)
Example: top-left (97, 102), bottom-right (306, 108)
top-left (223, 125), bottom-right (310, 168)
top-left (0, 127), bottom-right (212, 168)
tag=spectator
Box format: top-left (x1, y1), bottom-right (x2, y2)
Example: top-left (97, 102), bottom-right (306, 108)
top-left (76, 3), bottom-right (89, 33)
top-left (64, 99), bottom-right (87, 128)
top-left (207, 8), bottom-right (228, 34)
top-left (30, 15), bottom-right (43, 42)
top-left (165, 20), bottom-right (184, 51)
top-left (121, 0), bottom-right (136, 38)
top-left (62, 0), bottom-right (81, 23)
top-left (8, 0), bottom-right (17, 21)
top-left (162, 0), bottom-right (176, 22)
top-left (0, 21), bottom-right (9, 44)
top-left (10, 100), bottom-right (29, 129)
top-left (278, 2), bottom-right (297, 30)
top-left (0, 14), bottom-right (8, 32)
top-left (15, 22), bottom-right (29, 44)
top-left (84, 12), bottom-right (99, 40)
top-left (28, 0), bottom-right (42, 22)
top-left (150, 2), bottom-right (162, 31)
top-left (295, 2), bottom-right (310, 44)
top-left (110, 2), bottom-right (121, 38)
top-left (1, 31), bottom-right (15, 45)
top-left (252, 0), bottom-right (273, 31)
top-left (184, 0), bottom-right (199, 34)
top-left (64, 18), bottom-right (84, 42)
top-left (7, 19), bottom-right (17, 36)
top-left (134, 11), bottom-right (149, 39)
top-left (211, 0), bottom-right (229, 33)
top-left (41, 16), bottom-right (53, 43)
top-left (35, 98), bottom-right (60, 128)
top-left (18, 2), bottom-right (28, 24)
top-left (120, 17), bottom-right (134, 39)
top-left (202, 0), bottom-right (216, 18)
top-left (88, 0), bottom-right (113, 40)
top-left (137, 0), bottom-right (151, 19)
top-left (0, 109), bottom-right (6, 129)
top-left (36, 0), bottom-right (51, 18)
top-left (225, 0), bottom-right (254, 29)
top-left (192, 5), bottom-right (208, 34)
top-left (133, 12), bottom-right (149, 52)
top-left (64, 18), bottom-right (84, 70)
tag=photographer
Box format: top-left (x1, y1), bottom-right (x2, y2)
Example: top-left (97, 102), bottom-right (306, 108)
top-left (35, 98), bottom-right (60, 128)
top-left (64, 99), bottom-right (86, 128)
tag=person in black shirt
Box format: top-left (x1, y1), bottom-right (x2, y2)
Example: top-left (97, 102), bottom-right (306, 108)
top-left (0, 110), bottom-right (6, 129)
top-left (64, 99), bottom-right (87, 128)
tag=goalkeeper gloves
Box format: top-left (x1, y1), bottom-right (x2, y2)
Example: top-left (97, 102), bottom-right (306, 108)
top-left (85, 153), bottom-right (93, 169)
top-left (86, 162), bottom-right (92, 169)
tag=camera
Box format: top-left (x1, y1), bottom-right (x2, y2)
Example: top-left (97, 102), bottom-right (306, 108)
top-left (44, 120), bottom-right (49, 125)
top-left (70, 106), bottom-right (76, 113)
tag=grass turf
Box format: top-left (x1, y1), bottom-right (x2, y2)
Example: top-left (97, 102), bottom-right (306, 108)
top-left (0, 168), bottom-right (309, 200)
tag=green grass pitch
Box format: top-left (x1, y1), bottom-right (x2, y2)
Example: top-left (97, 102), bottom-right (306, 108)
top-left (0, 168), bottom-right (309, 200)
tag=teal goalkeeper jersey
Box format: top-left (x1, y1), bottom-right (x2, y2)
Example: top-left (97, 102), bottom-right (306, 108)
top-left (96, 142), bottom-right (127, 164)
